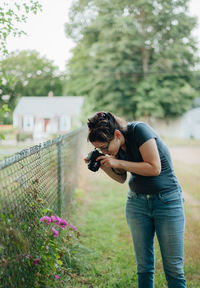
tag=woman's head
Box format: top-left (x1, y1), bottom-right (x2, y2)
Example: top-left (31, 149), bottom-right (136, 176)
top-left (87, 112), bottom-right (127, 155)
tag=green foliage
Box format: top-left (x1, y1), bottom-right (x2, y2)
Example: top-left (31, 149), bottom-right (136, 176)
top-left (16, 132), bottom-right (33, 142)
top-left (0, 1), bottom-right (42, 55)
top-left (0, 192), bottom-right (82, 288)
top-left (65, 0), bottom-right (199, 119)
top-left (0, 50), bottom-right (65, 123)
top-left (0, 104), bottom-right (10, 139)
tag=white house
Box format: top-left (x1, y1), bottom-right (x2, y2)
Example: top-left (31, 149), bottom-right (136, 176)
top-left (150, 107), bottom-right (200, 139)
top-left (13, 96), bottom-right (84, 140)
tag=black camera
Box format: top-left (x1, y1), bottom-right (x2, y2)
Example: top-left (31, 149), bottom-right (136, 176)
top-left (87, 149), bottom-right (104, 172)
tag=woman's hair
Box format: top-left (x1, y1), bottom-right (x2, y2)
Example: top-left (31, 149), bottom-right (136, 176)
top-left (87, 112), bottom-right (127, 143)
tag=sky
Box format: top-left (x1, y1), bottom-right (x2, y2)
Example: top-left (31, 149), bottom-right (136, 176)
top-left (5, 0), bottom-right (200, 71)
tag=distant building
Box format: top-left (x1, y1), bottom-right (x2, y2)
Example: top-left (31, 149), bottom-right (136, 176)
top-left (13, 96), bottom-right (84, 140)
top-left (150, 107), bottom-right (200, 139)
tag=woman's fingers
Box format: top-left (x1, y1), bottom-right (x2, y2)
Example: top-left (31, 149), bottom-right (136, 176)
top-left (96, 155), bottom-right (106, 161)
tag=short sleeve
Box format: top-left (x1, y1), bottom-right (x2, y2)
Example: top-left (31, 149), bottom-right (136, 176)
top-left (134, 123), bottom-right (157, 148)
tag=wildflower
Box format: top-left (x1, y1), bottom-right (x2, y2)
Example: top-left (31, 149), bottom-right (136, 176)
top-left (55, 216), bottom-right (62, 225)
top-left (52, 226), bottom-right (59, 237)
top-left (40, 216), bottom-right (52, 224)
top-left (33, 258), bottom-right (39, 265)
top-left (55, 275), bottom-right (60, 279)
top-left (46, 246), bottom-right (49, 250)
top-left (76, 231), bottom-right (81, 238)
top-left (69, 223), bottom-right (77, 231)
top-left (57, 219), bottom-right (68, 229)
top-left (51, 215), bottom-right (57, 222)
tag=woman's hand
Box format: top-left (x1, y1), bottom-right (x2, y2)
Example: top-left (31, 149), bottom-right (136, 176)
top-left (96, 155), bottom-right (120, 169)
top-left (83, 153), bottom-right (89, 164)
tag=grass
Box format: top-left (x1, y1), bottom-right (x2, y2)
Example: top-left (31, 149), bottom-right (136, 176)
top-left (163, 138), bottom-right (200, 147)
top-left (68, 162), bottom-right (200, 288)
top-left (174, 162), bottom-right (200, 201)
top-left (70, 173), bottom-right (138, 287)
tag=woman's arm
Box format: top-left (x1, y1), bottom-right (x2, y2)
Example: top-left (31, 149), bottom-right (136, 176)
top-left (98, 139), bottom-right (161, 177)
top-left (100, 166), bottom-right (127, 183)
top-left (117, 139), bottom-right (161, 176)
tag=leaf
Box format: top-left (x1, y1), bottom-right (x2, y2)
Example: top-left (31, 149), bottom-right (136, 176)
top-left (57, 260), bottom-right (63, 266)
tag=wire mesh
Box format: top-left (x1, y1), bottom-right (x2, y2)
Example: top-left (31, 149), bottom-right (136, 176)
top-left (0, 126), bottom-right (87, 287)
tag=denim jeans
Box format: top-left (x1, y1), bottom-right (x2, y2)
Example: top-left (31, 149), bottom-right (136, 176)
top-left (125, 190), bottom-right (187, 288)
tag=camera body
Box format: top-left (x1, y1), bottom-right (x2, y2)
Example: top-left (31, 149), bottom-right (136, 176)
top-left (87, 149), bottom-right (104, 172)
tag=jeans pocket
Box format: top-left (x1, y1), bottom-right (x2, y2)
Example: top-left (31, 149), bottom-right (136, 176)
top-left (127, 190), bottom-right (138, 200)
top-left (158, 190), bottom-right (181, 204)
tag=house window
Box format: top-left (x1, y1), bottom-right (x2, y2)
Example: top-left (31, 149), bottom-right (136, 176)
top-left (59, 116), bottom-right (71, 131)
top-left (23, 115), bottom-right (34, 131)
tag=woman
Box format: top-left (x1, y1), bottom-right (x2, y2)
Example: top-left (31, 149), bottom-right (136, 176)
top-left (85, 111), bottom-right (186, 288)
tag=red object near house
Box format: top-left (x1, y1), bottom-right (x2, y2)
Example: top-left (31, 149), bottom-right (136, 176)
top-left (44, 119), bottom-right (50, 132)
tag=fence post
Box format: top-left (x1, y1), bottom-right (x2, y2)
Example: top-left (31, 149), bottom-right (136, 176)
top-left (57, 139), bottom-right (63, 216)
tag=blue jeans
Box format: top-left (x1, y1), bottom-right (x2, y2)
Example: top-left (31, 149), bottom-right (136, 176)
top-left (125, 190), bottom-right (186, 288)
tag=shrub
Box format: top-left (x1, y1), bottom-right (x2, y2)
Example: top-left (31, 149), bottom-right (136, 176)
top-left (0, 196), bottom-right (81, 287)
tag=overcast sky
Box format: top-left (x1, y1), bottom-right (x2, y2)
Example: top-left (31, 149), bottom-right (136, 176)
top-left (5, 0), bottom-right (200, 71)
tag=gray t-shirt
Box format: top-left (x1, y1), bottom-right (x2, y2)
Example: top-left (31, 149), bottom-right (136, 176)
top-left (117, 122), bottom-right (181, 195)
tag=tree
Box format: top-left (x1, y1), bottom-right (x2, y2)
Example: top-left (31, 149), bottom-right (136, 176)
top-left (0, 0), bottom-right (42, 126)
top-left (0, 50), bottom-right (65, 123)
top-left (65, 0), bottom-right (199, 120)
top-left (0, 0), bottom-right (42, 55)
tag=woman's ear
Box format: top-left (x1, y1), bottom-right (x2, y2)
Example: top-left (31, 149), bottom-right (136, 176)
top-left (114, 129), bottom-right (122, 139)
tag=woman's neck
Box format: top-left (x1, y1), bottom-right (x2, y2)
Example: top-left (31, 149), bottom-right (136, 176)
top-left (120, 134), bottom-right (126, 151)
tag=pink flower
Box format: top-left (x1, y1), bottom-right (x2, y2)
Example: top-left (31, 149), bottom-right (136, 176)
top-left (55, 275), bottom-right (60, 279)
top-left (33, 258), bottom-right (39, 265)
top-left (57, 219), bottom-right (68, 229)
top-left (55, 216), bottom-right (62, 225)
top-left (40, 216), bottom-right (52, 224)
top-left (51, 215), bottom-right (57, 222)
top-left (69, 223), bottom-right (77, 231)
top-left (52, 226), bottom-right (59, 237)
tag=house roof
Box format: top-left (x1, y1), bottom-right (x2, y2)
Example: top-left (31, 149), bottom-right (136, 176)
top-left (13, 96), bottom-right (84, 118)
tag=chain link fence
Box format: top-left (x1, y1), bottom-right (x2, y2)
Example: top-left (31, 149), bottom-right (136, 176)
top-left (0, 126), bottom-right (87, 217)
top-left (0, 126), bottom-right (87, 287)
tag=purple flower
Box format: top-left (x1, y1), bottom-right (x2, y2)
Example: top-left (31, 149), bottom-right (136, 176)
top-left (55, 275), bottom-right (60, 279)
top-left (51, 215), bottom-right (57, 222)
top-left (52, 226), bottom-right (59, 237)
top-left (40, 216), bottom-right (52, 224)
top-left (57, 219), bottom-right (68, 229)
top-left (55, 216), bottom-right (62, 225)
top-left (69, 223), bottom-right (77, 231)
top-left (33, 258), bottom-right (39, 265)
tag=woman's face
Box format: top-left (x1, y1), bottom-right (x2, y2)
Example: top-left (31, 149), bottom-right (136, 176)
top-left (91, 130), bottom-right (123, 156)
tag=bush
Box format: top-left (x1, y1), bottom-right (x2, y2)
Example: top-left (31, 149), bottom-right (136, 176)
top-left (0, 193), bottom-right (82, 288)
top-left (16, 132), bottom-right (33, 142)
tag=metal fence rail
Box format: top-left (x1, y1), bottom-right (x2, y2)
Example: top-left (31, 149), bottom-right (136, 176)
top-left (0, 126), bottom-right (87, 218)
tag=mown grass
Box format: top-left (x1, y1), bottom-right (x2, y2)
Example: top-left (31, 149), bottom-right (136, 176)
top-left (68, 164), bottom-right (200, 288)
top-left (164, 138), bottom-right (200, 147)
top-left (173, 161), bottom-right (200, 201)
